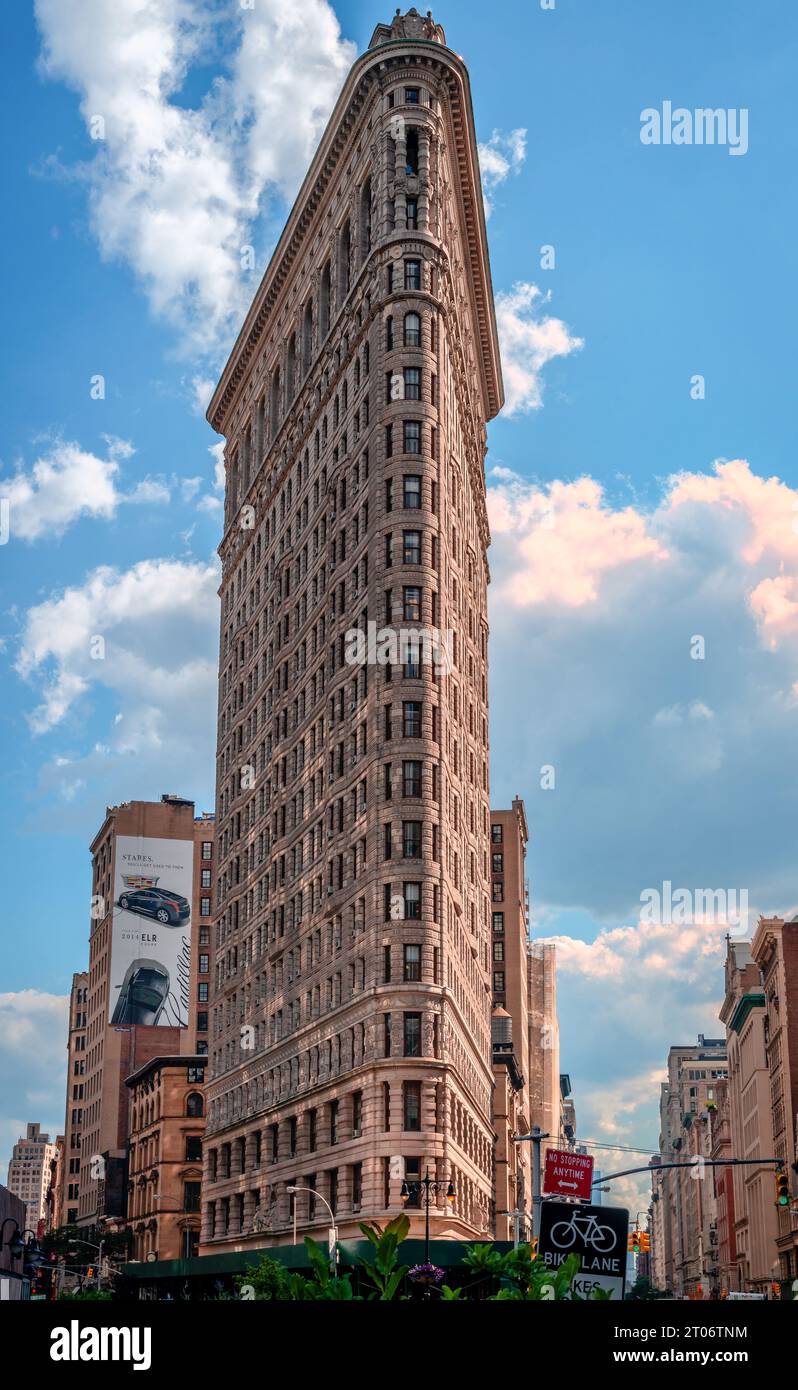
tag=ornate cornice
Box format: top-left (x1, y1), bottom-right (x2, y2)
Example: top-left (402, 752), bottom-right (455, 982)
top-left (207, 37), bottom-right (503, 436)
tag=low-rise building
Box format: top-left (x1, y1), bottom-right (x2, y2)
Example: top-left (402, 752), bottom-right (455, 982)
top-left (750, 915), bottom-right (798, 1288)
top-left (125, 1055), bottom-right (207, 1262)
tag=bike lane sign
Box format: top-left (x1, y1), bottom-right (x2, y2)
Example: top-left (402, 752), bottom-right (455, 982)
top-left (538, 1201), bottom-right (629, 1300)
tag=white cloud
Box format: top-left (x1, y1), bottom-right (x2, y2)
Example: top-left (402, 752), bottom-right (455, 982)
top-left (0, 991), bottom-right (69, 1174)
top-left (16, 556), bottom-right (220, 746)
top-left (495, 282), bottom-right (584, 415)
top-left (488, 458), bottom-right (798, 924)
top-left (478, 127), bottom-right (527, 217)
top-left (34, 0), bottom-right (355, 357)
top-left (0, 436), bottom-right (167, 542)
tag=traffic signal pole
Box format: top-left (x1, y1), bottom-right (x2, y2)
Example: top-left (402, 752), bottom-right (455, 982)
top-left (512, 1127), bottom-right (549, 1240)
top-left (592, 1157), bottom-right (786, 1187)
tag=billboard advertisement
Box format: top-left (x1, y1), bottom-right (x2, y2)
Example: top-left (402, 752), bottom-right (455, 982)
top-left (109, 836), bottom-right (193, 1028)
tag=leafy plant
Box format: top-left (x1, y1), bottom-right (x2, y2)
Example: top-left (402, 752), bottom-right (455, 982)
top-left (58, 1289), bottom-right (114, 1301)
top-left (355, 1215), bottom-right (410, 1300)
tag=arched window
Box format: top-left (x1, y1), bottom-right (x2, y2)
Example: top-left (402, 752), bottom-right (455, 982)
top-left (286, 334), bottom-right (297, 404)
top-left (320, 262), bottom-right (331, 339)
top-left (404, 312), bottom-right (421, 347)
top-left (270, 366), bottom-right (281, 441)
top-left (338, 221), bottom-right (351, 300)
top-left (303, 299), bottom-right (313, 376)
top-left (186, 1091), bottom-right (204, 1118)
top-left (360, 177), bottom-right (372, 259)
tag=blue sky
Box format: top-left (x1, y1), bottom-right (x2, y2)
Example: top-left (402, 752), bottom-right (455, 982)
top-left (2, 0), bottom-right (797, 1208)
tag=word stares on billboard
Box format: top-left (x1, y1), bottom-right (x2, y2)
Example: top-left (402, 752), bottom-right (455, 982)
top-left (109, 837), bottom-right (193, 1028)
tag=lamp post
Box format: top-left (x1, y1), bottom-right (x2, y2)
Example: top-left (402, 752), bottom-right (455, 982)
top-left (400, 1168), bottom-right (456, 1266)
top-left (285, 1186), bottom-right (338, 1275)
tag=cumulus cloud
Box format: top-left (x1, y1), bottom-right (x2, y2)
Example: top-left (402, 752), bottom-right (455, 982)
top-left (14, 559), bottom-right (220, 812)
top-left (0, 436), bottom-right (167, 542)
top-left (488, 458), bottom-right (798, 925)
top-left (495, 282), bottom-right (584, 414)
top-left (478, 127), bottom-right (527, 217)
top-left (33, 0), bottom-right (355, 357)
top-left (0, 991), bottom-right (69, 1175)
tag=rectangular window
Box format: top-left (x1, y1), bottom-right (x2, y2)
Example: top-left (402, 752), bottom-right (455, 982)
top-left (406, 197), bottom-right (418, 230)
top-left (384, 1012), bottom-right (392, 1058)
top-left (403, 586), bottom-right (422, 621)
top-left (405, 87), bottom-right (420, 104)
top-left (329, 1100), bottom-right (338, 1145)
top-left (185, 1135), bottom-right (202, 1162)
top-left (183, 1181), bottom-right (201, 1214)
top-left (352, 1162), bottom-right (363, 1207)
top-left (352, 1090), bottom-right (363, 1138)
top-left (403, 530), bottom-right (421, 565)
top-left (403, 882), bottom-right (421, 919)
top-left (493, 941), bottom-right (504, 962)
top-left (200, 897), bottom-right (211, 917)
top-left (404, 367), bottom-right (421, 401)
top-left (403, 943), bottom-right (421, 982)
top-left (491, 825), bottom-right (503, 843)
top-left (403, 420), bottom-right (421, 455)
top-left (308, 1108), bottom-right (317, 1152)
top-left (403, 475), bottom-right (422, 509)
top-left (197, 1011), bottom-right (208, 1032)
top-left (198, 982), bottom-right (209, 1002)
top-left (386, 423), bottom-right (393, 458)
top-left (403, 701), bottom-right (422, 737)
top-left (383, 944), bottom-right (392, 982)
top-left (493, 972), bottom-right (505, 993)
top-left (492, 853), bottom-right (504, 874)
top-left (403, 1081), bottom-right (422, 1131)
top-left (402, 821), bottom-right (422, 858)
top-left (492, 912), bottom-right (504, 934)
top-left (199, 953), bottom-right (209, 974)
top-left (202, 841), bottom-right (213, 860)
top-left (402, 760), bottom-right (422, 797)
top-left (403, 1012), bottom-right (421, 1057)
top-left (201, 868), bottom-right (212, 888)
top-left (405, 259), bottom-right (421, 291)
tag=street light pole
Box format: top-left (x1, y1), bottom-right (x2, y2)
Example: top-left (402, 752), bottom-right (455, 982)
top-left (400, 1169), bottom-right (456, 1265)
top-left (285, 1185), bottom-right (338, 1275)
top-left (512, 1127), bottom-right (549, 1241)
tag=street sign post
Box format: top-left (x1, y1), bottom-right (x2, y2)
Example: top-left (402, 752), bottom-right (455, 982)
top-left (539, 1201), bottom-right (629, 1301)
top-left (543, 1148), bottom-right (594, 1201)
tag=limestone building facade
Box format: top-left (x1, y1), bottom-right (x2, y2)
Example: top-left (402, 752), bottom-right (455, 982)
top-left (202, 8), bottom-right (504, 1250)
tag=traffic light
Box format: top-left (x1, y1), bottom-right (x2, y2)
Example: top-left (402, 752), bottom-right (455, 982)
top-left (86, 1265), bottom-right (95, 1280)
top-left (629, 1231), bottom-right (640, 1254)
top-left (775, 1168), bottom-right (790, 1207)
top-left (640, 1233), bottom-right (651, 1254)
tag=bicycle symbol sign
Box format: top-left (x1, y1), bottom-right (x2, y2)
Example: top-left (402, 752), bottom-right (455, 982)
top-left (549, 1210), bottom-right (618, 1254)
top-left (538, 1201), bottom-right (629, 1301)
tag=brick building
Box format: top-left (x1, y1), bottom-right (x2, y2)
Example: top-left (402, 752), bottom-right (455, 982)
top-left (125, 1055), bottom-right (207, 1262)
top-left (201, 8), bottom-right (504, 1250)
top-left (490, 801), bottom-right (531, 1239)
top-left (77, 796), bottom-right (214, 1227)
top-left (5, 1124), bottom-right (58, 1237)
top-left (653, 1036), bottom-right (728, 1296)
top-left (58, 971), bottom-right (88, 1226)
top-left (719, 938), bottom-right (779, 1292)
top-left (750, 915), bottom-right (798, 1287)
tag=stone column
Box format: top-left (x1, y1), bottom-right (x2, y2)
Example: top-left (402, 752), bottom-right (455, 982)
top-left (418, 130), bottom-right (431, 231)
